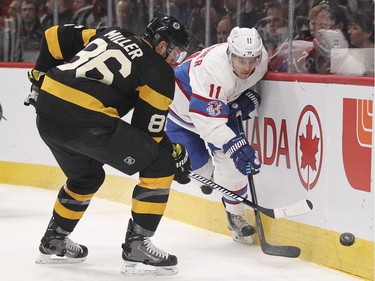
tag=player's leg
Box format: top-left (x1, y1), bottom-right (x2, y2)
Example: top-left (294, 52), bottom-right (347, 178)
top-left (36, 117), bottom-right (106, 264)
top-left (120, 143), bottom-right (178, 275)
top-left (212, 149), bottom-right (255, 244)
top-left (166, 119), bottom-right (214, 194)
top-left (93, 121), bottom-right (178, 275)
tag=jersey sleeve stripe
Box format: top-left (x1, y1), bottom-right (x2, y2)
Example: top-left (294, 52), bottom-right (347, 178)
top-left (44, 26), bottom-right (64, 60)
top-left (82, 29), bottom-right (97, 46)
top-left (138, 85), bottom-right (172, 110)
top-left (41, 76), bottom-right (120, 118)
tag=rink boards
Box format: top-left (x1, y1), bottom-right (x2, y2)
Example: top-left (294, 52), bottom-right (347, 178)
top-left (0, 65), bottom-right (373, 280)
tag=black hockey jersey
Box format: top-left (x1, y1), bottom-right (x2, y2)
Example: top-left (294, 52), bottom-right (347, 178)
top-left (35, 25), bottom-right (175, 143)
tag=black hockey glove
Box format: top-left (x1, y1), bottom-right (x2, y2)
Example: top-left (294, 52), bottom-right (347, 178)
top-left (24, 69), bottom-right (45, 106)
top-left (229, 89), bottom-right (261, 121)
top-left (172, 143), bottom-right (191, 184)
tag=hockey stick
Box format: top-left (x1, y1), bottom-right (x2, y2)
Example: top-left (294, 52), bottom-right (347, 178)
top-left (188, 171), bottom-right (313, 219)
top-left (237, 112), bottom-right (301, 258)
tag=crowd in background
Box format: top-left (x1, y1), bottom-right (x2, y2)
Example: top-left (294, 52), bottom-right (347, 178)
top-left (0, 0), bottom-right (374, 76)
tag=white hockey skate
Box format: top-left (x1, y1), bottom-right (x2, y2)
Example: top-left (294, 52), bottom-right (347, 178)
top-left (226, 211), bottom-right (255, 245)
top-left (35, 217), bottom-right (88, 264)
top-left (121, 219), bottom-right (178, 276)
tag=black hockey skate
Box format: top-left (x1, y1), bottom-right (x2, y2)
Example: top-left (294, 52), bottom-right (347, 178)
top-left (121, 219), bottom-right (178, 276)
top-left (226, 211), bottom-right (255, 244)
top-left (35, 217), bottom-right (88, 264)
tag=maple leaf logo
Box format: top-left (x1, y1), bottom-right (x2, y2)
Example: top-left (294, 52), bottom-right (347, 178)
top-left (295, 105), bottom-right (323, 191)
top-left (299, 117), bottom-right (320, 171)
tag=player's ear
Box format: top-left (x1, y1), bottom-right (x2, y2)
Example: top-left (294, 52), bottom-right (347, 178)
top-left (155, 40), bottom-right (168, 57)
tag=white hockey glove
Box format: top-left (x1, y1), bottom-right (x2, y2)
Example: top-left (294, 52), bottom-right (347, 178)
top-left (24, 69), bottom-right (45, 106)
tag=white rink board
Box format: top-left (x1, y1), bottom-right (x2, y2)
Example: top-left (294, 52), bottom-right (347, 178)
top-left (0, 67), bottom-right (373, 243)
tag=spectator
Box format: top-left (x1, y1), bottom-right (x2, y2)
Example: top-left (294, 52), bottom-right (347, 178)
top-left (0, 0), bottom-right (22, 61)
top-left (240, 0), bottom-right (265, 29)
top-left (19, 0), bottom-right (43, 62)
top-left (40, 0), bottom-right (73, 30)
top-left (170, 0), bottom-right (192, 27)
top-left (348, 11), bottom-right (374, 48)
top-left (37, 0), bottom-right (48, 23)
top-left (116, 0), bottom-right (139, 34)
top-left (314, 4), bottom-right (351, 44)
top-left (304, 2), bottom-right (330, 40)
top-left (89, 0), bottom-right (118, 28)
top-left (72, 0), bottom-right (90, 14)
top-left (258, 1), bottom-right (288, 56)
top-left (71, 0), bottom-right (95, 27)
top-left (186, 0), bottom-right (205, 53)
top-left (129, 0), bottom-right (165, 40)
top-left (8, 0), bottom-right (22, 18)
top-left (187, 0), bottom-right (225, 52)
top-left (294, 0), bottom-right (310, 18)
top-left (216, 15), bottom-right (233, 43)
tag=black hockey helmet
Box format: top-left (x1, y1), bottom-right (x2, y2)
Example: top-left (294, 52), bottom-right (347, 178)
top-left (143, 16), bottom-right (190, 54)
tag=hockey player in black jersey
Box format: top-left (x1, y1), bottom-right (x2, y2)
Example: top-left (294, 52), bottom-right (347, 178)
top-left (24, 16), bottom-right (190, 275)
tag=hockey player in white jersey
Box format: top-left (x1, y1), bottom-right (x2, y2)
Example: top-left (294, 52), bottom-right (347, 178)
top-left (167, 27), bottom-right (268, 243)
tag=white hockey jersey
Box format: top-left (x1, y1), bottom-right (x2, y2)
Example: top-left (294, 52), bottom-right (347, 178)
top-left (168, 43), bottom-right (268, 149)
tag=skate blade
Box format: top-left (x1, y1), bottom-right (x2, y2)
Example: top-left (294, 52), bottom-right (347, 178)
top-left (232, 232), bottom-right (254, 245)
top-left (35, 253), bottom-right (86, 264)
top-left (121, 261), bottom-right (178, 276)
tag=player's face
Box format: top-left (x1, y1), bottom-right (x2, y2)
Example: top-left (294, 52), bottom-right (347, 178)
top-left (231, 55), bottom-right (260, 79)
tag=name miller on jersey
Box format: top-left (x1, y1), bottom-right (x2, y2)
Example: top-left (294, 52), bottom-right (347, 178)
top-left (104, 30), bottom-right (143, 59)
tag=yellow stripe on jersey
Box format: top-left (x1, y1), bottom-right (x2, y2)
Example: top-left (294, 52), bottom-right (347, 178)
top-left (82, 29), bottom-right (96, 46)
top-left (138, 85), bottom-right (172, 111)
top-left (64, 185), bottom-right (95, 202)
top-left (42, 76), bottom-right (120, 118)
top-left (138, 175), bottom-right (174, 189)
top-left (132, 199), bottom-right (167, 215)
top-left (45, 26), bottom-right (63, 60)
top-left (152, 136), bottom-right (163, 143)
top-left (54, 199), bottom-right (85, 220)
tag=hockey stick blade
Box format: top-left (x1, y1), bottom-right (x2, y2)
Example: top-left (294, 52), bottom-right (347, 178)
top-left (253, 194), bottom-right (301, 258)
top-left (188, 171), bottom-right (313, 219)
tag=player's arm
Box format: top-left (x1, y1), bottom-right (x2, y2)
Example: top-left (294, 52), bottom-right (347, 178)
top-left (131, 75), bottom-right (191, 184)
top-left (25, 25), bottom-right (97, 106)
top-left (189, 75), bottom-right (261, 175)
top-left (35, 25), bottom-right (97, 72)
top-left (188, 73), bottom-right (236, 148)
top-left (131, 78), bottom-right (174, 145)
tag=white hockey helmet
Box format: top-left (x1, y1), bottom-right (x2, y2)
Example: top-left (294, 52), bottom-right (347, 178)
top-left (313, 29), bottom-right (348, 58)
top-left (227, 27), bottom-right (263, 59)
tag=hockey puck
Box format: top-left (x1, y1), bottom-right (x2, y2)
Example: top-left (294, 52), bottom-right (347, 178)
top-left (340, 232), bottom-right (355, 246)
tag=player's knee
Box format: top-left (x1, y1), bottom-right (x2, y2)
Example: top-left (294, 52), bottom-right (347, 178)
top-left (67, 168), bottom-right (105, 194)
top-left (141, 146), bottom-right (175, 179)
